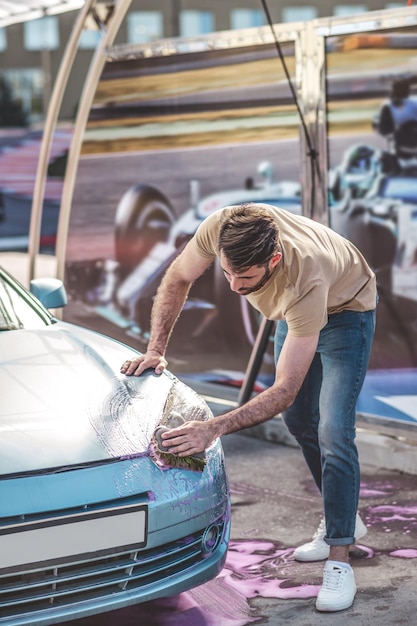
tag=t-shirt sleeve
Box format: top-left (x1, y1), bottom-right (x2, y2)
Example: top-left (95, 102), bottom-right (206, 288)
top-left (189, 210), bottom-right (222, 259)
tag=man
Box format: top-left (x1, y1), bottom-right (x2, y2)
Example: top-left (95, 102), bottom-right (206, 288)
top-left (121, 203), bottom-right (377, 612)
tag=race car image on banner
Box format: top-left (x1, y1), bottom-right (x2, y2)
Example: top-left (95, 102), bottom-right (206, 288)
top-left (63, 20), bottom-right (417, 433)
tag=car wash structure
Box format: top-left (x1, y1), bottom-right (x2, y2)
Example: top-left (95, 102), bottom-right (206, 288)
top-left (9, 0), bottom-right (417, 456)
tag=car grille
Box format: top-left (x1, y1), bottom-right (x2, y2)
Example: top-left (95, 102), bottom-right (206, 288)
top-left (0, 523), bottom-right (225, 622)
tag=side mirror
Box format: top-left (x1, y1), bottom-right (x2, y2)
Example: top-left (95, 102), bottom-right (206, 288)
top-left (30, 278), bottom-right (68, 309)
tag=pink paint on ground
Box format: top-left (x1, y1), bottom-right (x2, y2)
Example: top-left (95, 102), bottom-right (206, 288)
top-left (370, 505), bottom-right (417, 515)
top-left (360, 488), bottom-right (394, 497)
top-left (359, 481), bottom-right (396, 498)
top-left (221, 540), bottom-right (320, 600)
top-left (368, 504), bottom-right (417, 524)
top-left (355, 544), bottom-right (374, 558)
top-left (389, 549), bottom-right (417, 558)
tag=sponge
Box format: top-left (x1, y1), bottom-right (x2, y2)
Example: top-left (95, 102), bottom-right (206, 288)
top-left (149, 412), bottom-right (206, 472)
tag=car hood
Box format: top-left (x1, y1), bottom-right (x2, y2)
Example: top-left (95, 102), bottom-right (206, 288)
top-left (0, 322), bottom-right (175, 476)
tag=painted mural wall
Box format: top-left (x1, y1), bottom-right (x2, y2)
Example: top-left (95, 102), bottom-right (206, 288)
top-left (64, 38), bottom-right (298, 392)
top-left (0, 11), bottom-right (417, 427)
top-left (325, 29), bottom-right (417, 425)
top-left (60, 12), bottom-right (417, 430)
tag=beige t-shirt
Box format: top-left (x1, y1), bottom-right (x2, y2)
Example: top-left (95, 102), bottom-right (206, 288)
top-left (189, 204), bottom-right (377, 337)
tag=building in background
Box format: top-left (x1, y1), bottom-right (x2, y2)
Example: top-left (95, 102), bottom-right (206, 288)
top-left (0, 0), bottom-right (406, 123)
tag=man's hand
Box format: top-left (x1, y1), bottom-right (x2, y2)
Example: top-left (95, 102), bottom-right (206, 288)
top-left (120, 350), bottom-right (167, 376)
top-left (160, 420), bottom-right (217, 456)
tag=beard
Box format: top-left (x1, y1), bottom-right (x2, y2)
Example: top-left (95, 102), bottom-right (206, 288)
top-left (237, 264), bottom-right (273, 295)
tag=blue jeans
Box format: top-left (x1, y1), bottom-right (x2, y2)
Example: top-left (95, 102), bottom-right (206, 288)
top-left (274, 308), bottom-right (376, 546)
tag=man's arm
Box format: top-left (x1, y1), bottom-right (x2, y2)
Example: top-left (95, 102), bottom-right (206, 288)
top-left (120, 242), bottom-right (213, 376)
top-left (160, 332), bottom-right (319, 455)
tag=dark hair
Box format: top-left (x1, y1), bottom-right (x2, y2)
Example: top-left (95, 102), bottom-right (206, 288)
top-left (218, 203), bottom-right (280, 271)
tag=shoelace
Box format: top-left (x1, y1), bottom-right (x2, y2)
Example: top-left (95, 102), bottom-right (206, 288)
top-left (322, 566), bottom-right (346, 592)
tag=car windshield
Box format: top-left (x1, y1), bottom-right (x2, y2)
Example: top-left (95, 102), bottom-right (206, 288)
top-left (0, 273), bottom-right (52, 330)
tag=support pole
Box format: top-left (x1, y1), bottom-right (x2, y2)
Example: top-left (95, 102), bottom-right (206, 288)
top-left (55, 0), bottom-right (133, 285)
top-left (237, 317), bottom-right (275, 405)
top-left (28, 0), bottom-right (96, 283)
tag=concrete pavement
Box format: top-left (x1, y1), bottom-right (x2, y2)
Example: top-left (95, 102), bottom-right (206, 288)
top-left (217, 430), bottom-right (417, 625)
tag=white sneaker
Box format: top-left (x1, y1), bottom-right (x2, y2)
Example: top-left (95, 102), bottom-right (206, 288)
top-left (293, 513), bottom-right (367, 562)
top-left (316, 561), bottom-right (356, 611)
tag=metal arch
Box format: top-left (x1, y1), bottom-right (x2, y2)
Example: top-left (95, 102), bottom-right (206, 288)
top-left (55, 0), bottom-right (132, 285)
top-left (28, 0), bottom-right (96, 283)
top-left (296, 21), bottom-right (328, 224)
top-left (0, 1), bottom-right (85, 28)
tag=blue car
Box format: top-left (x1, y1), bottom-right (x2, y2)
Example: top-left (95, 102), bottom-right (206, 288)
top-left (0, 265), bottom-right (230, 625)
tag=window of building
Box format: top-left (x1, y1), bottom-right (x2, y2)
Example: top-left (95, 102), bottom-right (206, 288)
top-left (180, 10), bottom-right (214, 37)
top-left (127, 11), bottom-right (163, 44)
top-left (282, 6), bottom-right (318, 23)
top-left (230, 9), bottom-right (265, 29)
top-left (0, 27), bottom-right (6, 52)
top-left (23, 16), bottom-right (59, 50)
top-left (2, 69), bottom-right (44, 119)
top-left (333, 5), bottom-right (368, 16)
top-left (79, 28), bottom-right (103, 50)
